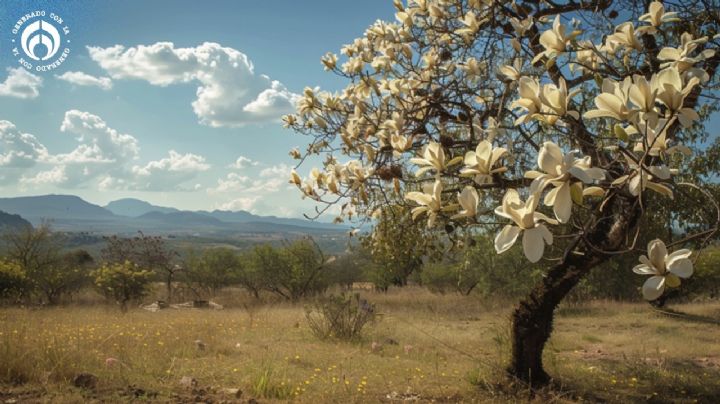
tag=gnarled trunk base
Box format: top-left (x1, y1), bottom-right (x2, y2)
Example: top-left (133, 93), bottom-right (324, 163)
top-left (506, 193), bottom-right (640, 386)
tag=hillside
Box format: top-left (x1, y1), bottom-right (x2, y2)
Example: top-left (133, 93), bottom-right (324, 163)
top-left (105, 198), bottom-right (179, 217)
top-left (0, 210), bottom-right (32, 231)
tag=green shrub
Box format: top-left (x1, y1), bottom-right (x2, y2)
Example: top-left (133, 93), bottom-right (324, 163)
top-left (92, 261), bottom-right (154, 311)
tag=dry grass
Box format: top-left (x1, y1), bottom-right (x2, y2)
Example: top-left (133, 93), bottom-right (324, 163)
top-left (0, 288), bottom-right (719, 403)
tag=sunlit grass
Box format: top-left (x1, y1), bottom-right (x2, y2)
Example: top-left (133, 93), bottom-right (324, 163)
top-left (0, 289), bottom-right (719, 402)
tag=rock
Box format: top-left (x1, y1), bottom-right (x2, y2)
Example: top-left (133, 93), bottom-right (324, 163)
top-left (384, 338), bottom-right (399, 345)
top-left (220, 388), bottom-right (243, 398)
top-left (73, 372), bottom-right (98, 390)
top-left (179, 376), bottom-right (198, 389)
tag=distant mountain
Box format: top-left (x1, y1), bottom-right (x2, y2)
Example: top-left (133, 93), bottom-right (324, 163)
top-left (0, 210), bottom-right (32, 231)
top-left (0, 195), bottom-right (346, 236)
top-left (0, 195), bottom-right (114, 222)
top-left (138, 211), bottom-right (226, 227)
top-left (200, 210), bottom-right (339, 230)
top-left (106, 198), bottom-right (179, 217)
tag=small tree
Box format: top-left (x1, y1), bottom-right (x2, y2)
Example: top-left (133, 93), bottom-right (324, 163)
top-left (0, 259), bottom-right (27, 302)
top-left (102, 232), bottom-right (178, 302)
top-left (360, 205), bottom-right (440, 290)
top-left (256, 239), bottom-right (332, 301)
top-left (182, 247), bottom-right (242, 297)
top-left (2, 224), bottom-right (92, 304)
top-left (92, 261), bottom-right (154, 312)
top-left (286, 0), bottom-right (720, 385)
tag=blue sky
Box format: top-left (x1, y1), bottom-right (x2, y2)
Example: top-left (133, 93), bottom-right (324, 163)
top-left (0, 0), bottom-right (395, 217)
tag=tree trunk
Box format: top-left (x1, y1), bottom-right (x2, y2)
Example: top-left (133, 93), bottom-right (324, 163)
top-left (507, 193), bottom-right (640, 386)
top-left (166, 273), bottom-right (173, 303)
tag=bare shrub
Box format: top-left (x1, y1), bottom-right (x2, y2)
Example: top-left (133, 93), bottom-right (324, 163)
top-left (305, 293), bottom-right (376, 341)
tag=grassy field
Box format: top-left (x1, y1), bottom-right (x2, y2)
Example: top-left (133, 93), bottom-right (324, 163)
top-left (1, 288), bottom-right (719, 403)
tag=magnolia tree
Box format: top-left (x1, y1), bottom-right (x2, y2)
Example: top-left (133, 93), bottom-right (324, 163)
top-left (285, 0), bottom-right (720, 385)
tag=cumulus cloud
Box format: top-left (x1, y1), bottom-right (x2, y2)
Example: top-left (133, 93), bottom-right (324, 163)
top-left (55, 71), bottom-right (113, 90)
top-left (12, 111), bottom-right (210, 191)
top-left (259, 163), bottom-right (291, 178)
top-left (128, 150), bottom-right (210, 191)
top-left (58, 110), bottom-right (140, 164)
top-left (218, 196), bottom-right (260, 212)
top-left (229, 155), bottom-right (258, 169)
top-left (0, 120), bottom-right (50, 184)
top-left (208, 172), bottom-right (250, 194)
top-left (87, 42), bottom-right (300, 127)
top-left (0, 67), bottom-right (42, 99)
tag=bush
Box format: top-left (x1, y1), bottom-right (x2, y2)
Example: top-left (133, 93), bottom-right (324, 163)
top-left (0, 260), bottom-right (26, 301)
top-left (305, 293), bottom-right (377, 341)
top-left (92, 261), bottom-right (154, 311)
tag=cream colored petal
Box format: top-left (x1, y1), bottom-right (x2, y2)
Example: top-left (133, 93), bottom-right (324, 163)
top-left (538, 141), bottom-right (563, 174)
top-left (495, 225), bottom-right (521, 254)
top-left (553, 182), bottom-right (573, 223)
top-left (522, 226), bottom-right (546, 263)
top-left (647, 239), bottom-right (668, 270)
top-left (667, 257), bottom-right (693, 278)
top-left (666, 248), bottom-right (692, 263)
top-left (633, 264), bottom-right (655, 275)
top-left (537, 223), bottom-right (553, 245)
top-left (642, 275), bottom-right (665, 300)
top-left (544, 184), bottom-right (560, 206)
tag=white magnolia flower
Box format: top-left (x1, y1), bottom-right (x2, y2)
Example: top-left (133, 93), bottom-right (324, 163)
top-left (638, 1), bottom-right (679, 34)
top-left (525, 142), bottom-right (605, 223)
top-left (321, 52), bottom-right (338, 70)
top-left (604, 22), bottom-right (642, 52)
top-left (509, 16), bottom-right (534, 37)
top-left (584, 77), bottom-right (635, 122)
top-left (405, 180), bottom-right (443, 227)
top-left (633, 239), bottom-right (693, 300)
top-left (658, 33), bottom-right (713, 75)
top-left (451, 186), bottom-right (479, 220)
top-left (628, 75), bottom-right (660, 128)
top-left (510, 77), bottom-right (542, 124)
top-left (654, 67), bottom-right (701, 127)
top-left (483, 117), bottom-right (505, 142)
top-left (494, 189), bottom-right (557, 263)
top-left (456, 11), bottom-right (485, 38)
top-left (612, 158), bottom-right (674, 199)
top-left (289, 169), bottom-right (303, 186)
top-left (499, 59), bottom-right (522, 82)
top-left (409, 141), bottom-right (446, 177)
top-left (629, 118), bottom-right (692, 157)
top-left (539, 78), bottom-right (580, 124)
top-left (533, 15), bottom-right (578, 63)
top-left (460, 140), bottom-right (508, 184)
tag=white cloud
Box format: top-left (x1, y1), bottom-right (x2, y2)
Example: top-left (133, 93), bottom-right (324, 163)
top-left (229, 155), bottom-right (258, 169)
top-left (58, 110), bottom-right (140, 164)
top-left (209, 172), bottom-right (250, 194)
top-left (56, 71), bottom-right (113, 90)
top-left (218, 196), bottom-right (260, 212)
top-left (0, 67), bottom-right (42, 99)
top-left (0, 120), bottom-right (50, 184)
top-left (128, 150), bottom-right (210, 191)
top-left (87, 42), bottom-right (300, 127)
top-left (259, 163), bottom-right (291, 178)
top-left (11, 111), bottom-right (210, 192)
top-left (21, 166), bottom-right (68, 185)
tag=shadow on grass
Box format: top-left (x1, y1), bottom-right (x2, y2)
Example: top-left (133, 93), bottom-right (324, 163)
top-left (653, 307), bottom-right (720, 326)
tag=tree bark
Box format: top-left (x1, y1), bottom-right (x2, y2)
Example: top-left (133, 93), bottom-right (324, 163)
top-left (507, 193), bottom-right (640, 386)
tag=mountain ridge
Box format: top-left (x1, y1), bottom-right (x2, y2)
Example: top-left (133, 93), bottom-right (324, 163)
top-left (0, 195), bottom-right (345, 235)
